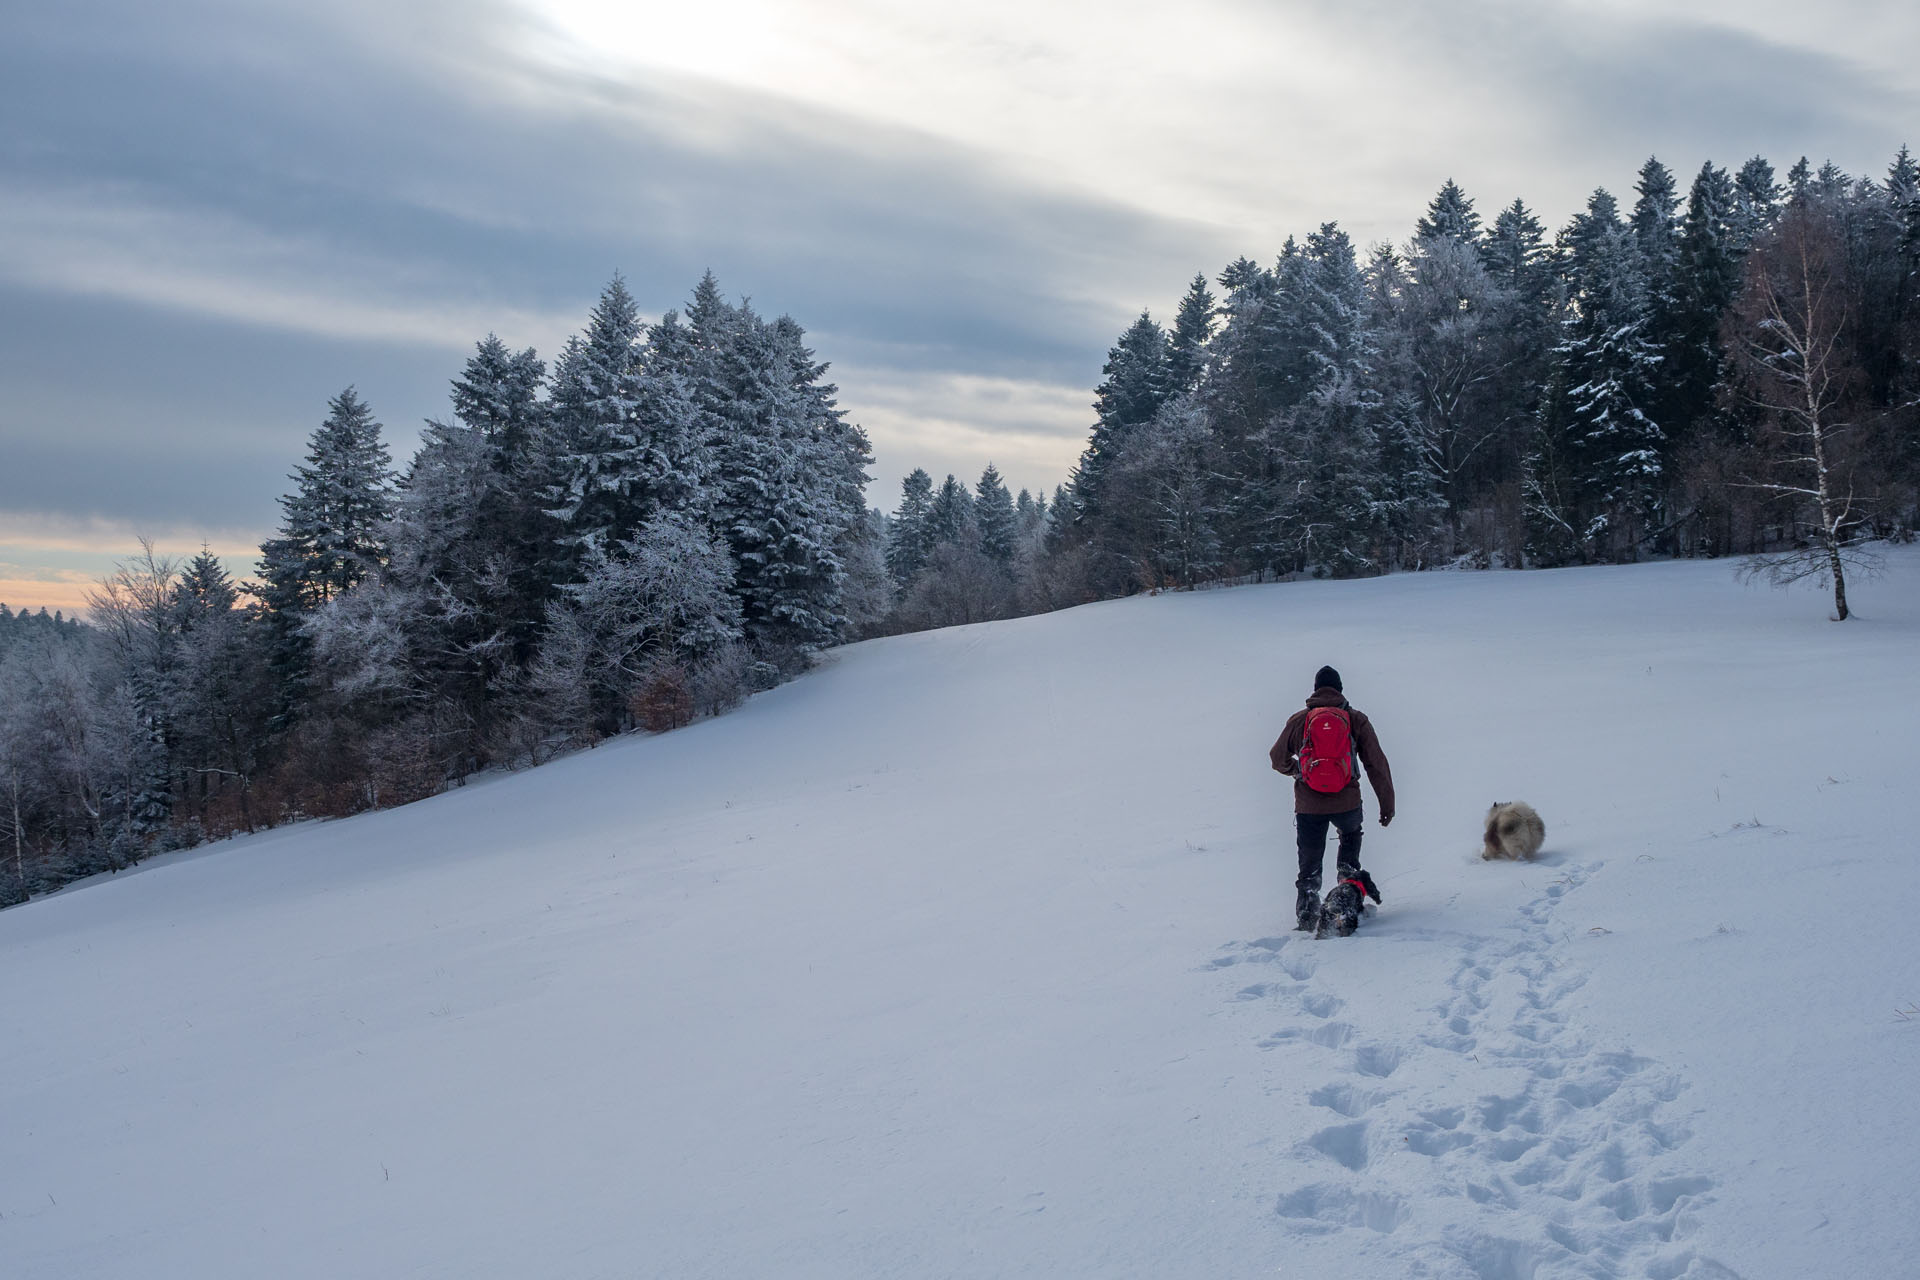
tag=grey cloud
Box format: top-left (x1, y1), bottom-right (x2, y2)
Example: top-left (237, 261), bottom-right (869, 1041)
top-left (1324, 0), bottom-right (1913, 201)
top-left (0, 286), bottom-right (457, 532)
top-left (1, 0), bottom-right (1226, 533)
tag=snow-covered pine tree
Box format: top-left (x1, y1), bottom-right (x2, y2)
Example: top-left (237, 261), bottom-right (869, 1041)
top-left (1786, 157), bottom-right (1813, 202)
top-left (1164, 273), bottom-right (1217, 396)
top-left (1813, 161), bottom-right (1851, 202)
top-left (1200, 241), bottom-right (1322, 572)
top-left (886, 468), bottom-right (936, 587)
top-left (1481, 200), bottom-right (1556, 306)
top-left (1630, 157), bottom-right (1681, 283)
top-left (1730, 157), bottom-right (1783, 249)
top-left (1071, 311), bottom-right (1169, 520)
top-left (1631, 158), bottom-right (1689, 472)
top-left (452, 334), bottom-right (547, 463)
top-left (1268, 224), bottom-right (1385, 576)
top-left (1665, 163), bottom-right (1742, 459)
top-left (1013, 488), bottom-right (1051, 573)
top-left (703, 297), bottom-right (860, 656)
top-left (1555, 189), bottom-right (1664, 559)
top-left (382, 416), bottom-right (511, 765)
top-left (256, 387), bottom-right (396, 721)
top-left (1885, 148), bottom-right (1920, 345)
top-left (446, 335), bottom-right (557, 665)
top-left (926, 473), bottom-right (976, 551)
top-left (1416, 179), bottom-right (1483, 247)
top-left (1395, 221), bottom-right (1514, 539)
top-left (1044, 483), bottom-right (1074, 552)
top-left (781, 314), bottom-right (877, 640)
top-left (166, 549), bottom-right (269, 830)
top-left (381, 333), bottom-right (549, 763)
top-left (974, 464), bottom-right (1019, 566)
top-left (543, 276), bottom-right (650, 557)
top-left (257, 387), bottom-right (396, 611)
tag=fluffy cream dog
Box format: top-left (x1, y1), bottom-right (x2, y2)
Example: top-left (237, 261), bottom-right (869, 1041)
top-left (1482, 801), bottom-right (1545, 860)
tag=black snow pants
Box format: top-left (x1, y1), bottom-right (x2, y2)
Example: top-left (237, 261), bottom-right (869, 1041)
top-left (1295, 808), bottom-right (1364, 918)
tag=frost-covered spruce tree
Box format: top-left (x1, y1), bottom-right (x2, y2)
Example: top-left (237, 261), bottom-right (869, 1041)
top-left (167, 549), bottom-right (270, 828)
top-left (1198, 244), bottom-right (1319, 572)
top-left (926, 473), bottom-right (976, 551)
top-left (1884, 147), bottom-right (1920, 371)
top-left (546, 277), bottom-right (657, 558)
top-left (779, 312), bottom-right (877, 637)
top-left (886, 468), bottom-right (936, 587)
top-left (1269, 224), bottom-right (1386, 576)
top-left (1555, 189), bottom-right (1664, 559)
top-left (974, 464), bottom-right (1018, 566)
top-left (382, 417), bottom-right (510, 760)
top-left (1164, 273), bottom-right (1217, 397)
top-left (1416, 179), bottom-right (1483, 247)
top-left (1665, 163), bottom-right (1743, 460)
top-left (1786, 156), bottom-right (1813, 202)
top-left (1396, 215), bottom-right (1515, 535)
top-left (256, 387), bottom-right (396, 719)
top-left (1070, 311), bottom-right (1169, 521)
top-left (1480, 199), bottom-right (1564, 480)
top-left (446, 335), bottom-right (556, 663)
top-left (453, 334), bottom-right (548, 463)
top-left (1097, 394), bottom-right (1224, 586)
top-left (258, 387), bottom-right (396, 610)
top-left (1044, 482), bottom-right (1073, 552)
top-left (1631, 158), bottom-right (1686, 439)
top-left (1481, 200), bottom-right (1557, 308)
top-left (701, 293), bottom-right (862, 656)
top-left (1730, 156), bottom-right (1783, 250)
top-left (1630, 157), bottom-right (1681, 286)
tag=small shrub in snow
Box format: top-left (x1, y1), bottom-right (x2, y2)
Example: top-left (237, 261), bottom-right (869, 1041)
top-left (631, 663), bottom-right (696, 733)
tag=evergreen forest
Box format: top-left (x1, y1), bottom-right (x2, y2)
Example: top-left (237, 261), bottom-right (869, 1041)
top-left (3, 151), bottom-right (1917, 904)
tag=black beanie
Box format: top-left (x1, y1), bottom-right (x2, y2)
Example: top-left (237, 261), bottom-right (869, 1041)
top-left (1314, 665), bottom-right (1342, 692)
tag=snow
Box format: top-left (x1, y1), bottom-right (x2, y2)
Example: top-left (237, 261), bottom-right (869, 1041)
top-left (6, 551), bottom-right (1920, 1279)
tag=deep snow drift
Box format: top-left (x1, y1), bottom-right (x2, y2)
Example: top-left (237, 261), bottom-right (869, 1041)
top-left (6, 553), bottom-right (1919, 1279)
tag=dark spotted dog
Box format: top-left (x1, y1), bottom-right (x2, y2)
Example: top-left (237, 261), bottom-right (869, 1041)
top-left (1314, 869), bottom-right (1382, 938)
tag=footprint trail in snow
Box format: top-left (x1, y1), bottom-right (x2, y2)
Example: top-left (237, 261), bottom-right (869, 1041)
top-left (1211, 863), bottom-right (1742, 1280)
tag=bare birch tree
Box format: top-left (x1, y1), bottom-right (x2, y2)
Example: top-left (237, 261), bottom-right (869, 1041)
top-left (1730, 198), bottom-right (1878, 619)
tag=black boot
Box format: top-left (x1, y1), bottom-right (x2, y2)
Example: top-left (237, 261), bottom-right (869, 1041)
top-left (1294, 888), bottom-right (1320, 932)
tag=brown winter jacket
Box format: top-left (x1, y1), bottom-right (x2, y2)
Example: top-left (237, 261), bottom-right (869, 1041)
top-left (1269, 687), bottom-right (1395, 821)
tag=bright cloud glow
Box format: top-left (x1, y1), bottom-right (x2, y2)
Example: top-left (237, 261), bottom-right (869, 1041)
top-left (524, 0), bottom-right (1916, 245)
top-left (831, 361), bottom-right (1092, 500)
top-left (0, 514), bottom-right (267, 616)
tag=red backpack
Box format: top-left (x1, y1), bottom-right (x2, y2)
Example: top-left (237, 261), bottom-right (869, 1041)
top-left (1299, 706), bottom-right (1356, 793)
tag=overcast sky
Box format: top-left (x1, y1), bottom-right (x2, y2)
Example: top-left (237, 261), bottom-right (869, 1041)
top-left (3, 0), bottom-right (1915, 612)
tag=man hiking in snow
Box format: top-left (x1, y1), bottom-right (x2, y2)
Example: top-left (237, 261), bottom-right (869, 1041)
top-left (1270, 666), bottom-right (1395, 931)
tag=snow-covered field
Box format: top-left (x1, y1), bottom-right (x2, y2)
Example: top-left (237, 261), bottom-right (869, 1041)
top-left (6, 552), bottom-right (1919, 1279)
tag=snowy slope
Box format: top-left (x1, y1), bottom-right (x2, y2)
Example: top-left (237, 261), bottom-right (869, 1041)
top-left (5, 552), bottom-right (1919, 1280)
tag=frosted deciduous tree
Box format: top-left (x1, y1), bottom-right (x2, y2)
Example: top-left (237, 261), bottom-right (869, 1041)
top-left (1729, 198), bottom-right (1879, 619)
